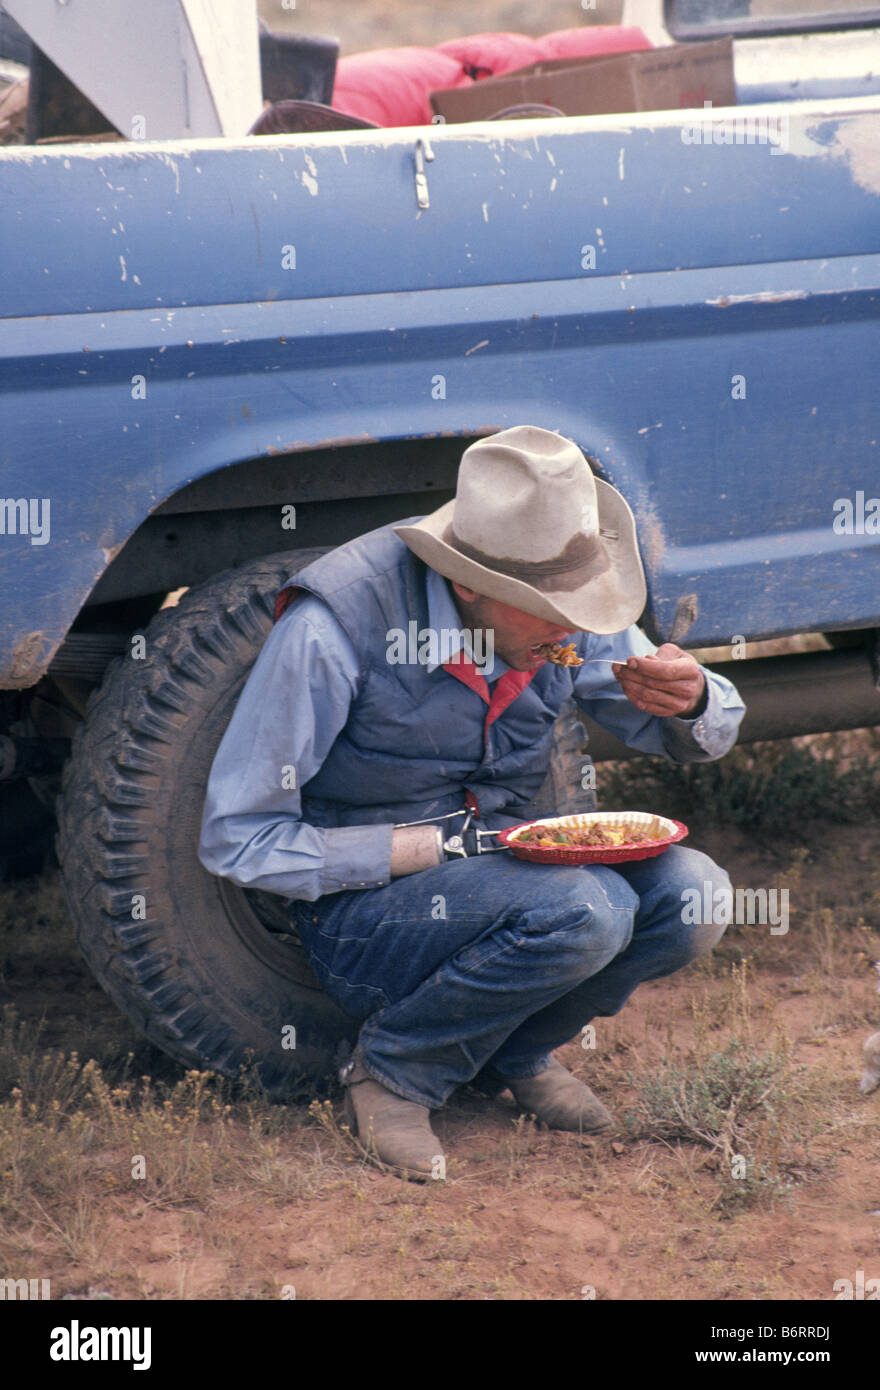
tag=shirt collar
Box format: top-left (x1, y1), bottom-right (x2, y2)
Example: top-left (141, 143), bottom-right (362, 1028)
top-left (425, 567), bottom-right (508, 679)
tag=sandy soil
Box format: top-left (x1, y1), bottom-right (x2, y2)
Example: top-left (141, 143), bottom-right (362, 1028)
top-left (2, 818), bottom-right (878, 1303)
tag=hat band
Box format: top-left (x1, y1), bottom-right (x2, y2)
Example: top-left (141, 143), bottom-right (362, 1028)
top-left (446, 526), bottom-right (611, 591)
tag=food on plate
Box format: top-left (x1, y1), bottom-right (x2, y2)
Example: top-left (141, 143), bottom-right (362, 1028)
top-left (535, 641), bottom-right (583, 667)
top-left (514, 821), bottom-right (666, 849)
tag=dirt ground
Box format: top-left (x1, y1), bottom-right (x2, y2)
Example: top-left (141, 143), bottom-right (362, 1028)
top-left (2, 813), bottom-right (878, 1303)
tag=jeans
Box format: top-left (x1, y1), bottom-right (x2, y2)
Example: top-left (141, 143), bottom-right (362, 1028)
top-left (290, 846), bottom-right (731, 1109)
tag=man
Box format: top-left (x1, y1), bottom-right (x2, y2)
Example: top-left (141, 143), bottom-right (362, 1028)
top-left (199, 427), bottom-right (745, 1179)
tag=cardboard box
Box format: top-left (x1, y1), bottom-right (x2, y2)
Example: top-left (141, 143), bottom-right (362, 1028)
top-left (430, 38), bottom-right (735, 124)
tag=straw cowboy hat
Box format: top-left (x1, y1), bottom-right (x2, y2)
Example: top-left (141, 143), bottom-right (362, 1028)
top-left (394, 426), bottom-right (647, 634)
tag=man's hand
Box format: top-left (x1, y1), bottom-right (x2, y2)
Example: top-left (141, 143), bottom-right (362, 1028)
top-left (611, 643), bottom-right (706, 718)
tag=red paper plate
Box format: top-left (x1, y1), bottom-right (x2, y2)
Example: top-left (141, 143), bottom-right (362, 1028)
top-left (498, 811), bottom-right (688, 866)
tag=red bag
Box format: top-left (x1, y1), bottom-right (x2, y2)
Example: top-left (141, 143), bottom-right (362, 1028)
top-left (332, 48), bottom-right (469, 128)
top-left (435, 32), bottom-right (542, 80)
top-left (437, 27), bottom-right (652, 79)
top-left (332, 27), bottom-right (651, 129)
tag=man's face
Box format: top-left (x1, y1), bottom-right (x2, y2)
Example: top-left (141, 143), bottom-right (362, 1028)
top-left (451, 583), bottom-right (577, 671)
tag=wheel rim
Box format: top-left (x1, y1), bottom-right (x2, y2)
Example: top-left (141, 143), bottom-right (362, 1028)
top-left (215, 876), bottom-right (324, 991)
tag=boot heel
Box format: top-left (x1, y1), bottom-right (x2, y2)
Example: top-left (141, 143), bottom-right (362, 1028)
top-left (341, 1085), bottom-right (386, 1169)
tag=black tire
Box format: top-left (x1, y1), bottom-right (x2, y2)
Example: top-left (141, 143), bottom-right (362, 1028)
top-left (56, 550), bottom-right (357, 1098)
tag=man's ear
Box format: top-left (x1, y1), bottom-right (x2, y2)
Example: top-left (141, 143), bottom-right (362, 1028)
top-left (451, 581), bottom-right (477, 602)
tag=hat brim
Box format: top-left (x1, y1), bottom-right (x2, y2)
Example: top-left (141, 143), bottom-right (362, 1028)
top-left (395, 476), bottom-right (646, 635)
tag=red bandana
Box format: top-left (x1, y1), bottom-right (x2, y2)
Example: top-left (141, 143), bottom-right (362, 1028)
top-left (442, 656), bottom-right (535, 743)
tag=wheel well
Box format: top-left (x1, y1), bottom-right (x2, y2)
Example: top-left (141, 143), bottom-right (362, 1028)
top-left (38, 435), bottom-right (480, 687)
top-left (85, 436), bottom-right (472, 610)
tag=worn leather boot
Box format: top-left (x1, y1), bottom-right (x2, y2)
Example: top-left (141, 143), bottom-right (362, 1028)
top-left (506, 1057), bottom-right (615, 1133)
top-left (340, 1052), bottom-right (446, 1181)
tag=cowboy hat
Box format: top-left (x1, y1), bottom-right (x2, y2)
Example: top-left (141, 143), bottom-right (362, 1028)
top-left (394, 426), bottom-right (646, 634)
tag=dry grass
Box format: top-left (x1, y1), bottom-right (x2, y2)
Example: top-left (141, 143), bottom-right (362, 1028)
top-left (598, 728), bottom-right (880, 836)
top-left (0, 1000), bottom-right (362, 1295)
top-left (618, 967), bottom-right (823, 1215)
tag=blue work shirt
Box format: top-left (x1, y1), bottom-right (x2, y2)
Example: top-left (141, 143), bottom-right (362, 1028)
top-left (198, 562), bottom-right (745, 902)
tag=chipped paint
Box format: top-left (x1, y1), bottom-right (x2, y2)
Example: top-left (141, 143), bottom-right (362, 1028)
top-left (465, 340), bottom-right (489, 356)
top-left (637, 501), bottom-right (667, 572)
top-left (266, 431), bottom-right (379, 456)
top-left (758, 108), bottom-right (880, 196)
top-left (7, 631), bottom-right (47, 684)
top-left (669, 594), bottom-right (699, 644)
top-left (707, 290), bottom-right (809, 307)
top-left (158, 152), bottom-right (182, 194)
top-left (618, 147), bottom-right (625, 180)
top-left (825, 113), bottom-right (880, 195)
top-left (119, 255), bottom-right (127, 281)
top-left (302, 152), bottom-right (319, 196)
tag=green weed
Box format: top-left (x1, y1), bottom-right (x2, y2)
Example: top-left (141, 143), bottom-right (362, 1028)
top-left (598, 730), bottom-right (880, 834)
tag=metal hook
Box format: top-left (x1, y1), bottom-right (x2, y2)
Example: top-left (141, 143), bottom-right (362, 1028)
top-left (414, 137), bottom-right (435, 210)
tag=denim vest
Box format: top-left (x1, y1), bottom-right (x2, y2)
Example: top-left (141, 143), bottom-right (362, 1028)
top-left (282, 522), bottom-right (576, 829)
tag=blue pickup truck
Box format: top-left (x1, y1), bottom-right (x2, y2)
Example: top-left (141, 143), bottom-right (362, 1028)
top-left (1, 1), bottom-right (879, 1090)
